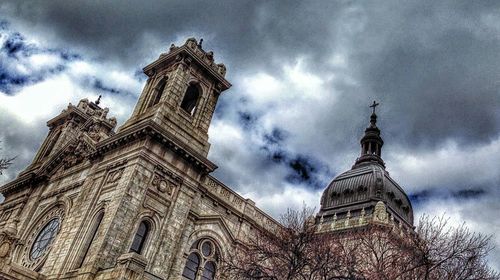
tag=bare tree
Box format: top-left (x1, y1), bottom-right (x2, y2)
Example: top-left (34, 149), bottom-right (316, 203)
top-left (224, 206), bottom-right (499, 280)
top-left (406, 215), bottom-right (499, 280)
top-left (0, 141), bottom-right (15, 175)
top-left (222, 206), bottom-right (364, 280)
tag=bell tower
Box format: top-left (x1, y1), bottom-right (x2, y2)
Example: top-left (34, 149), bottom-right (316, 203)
top-left (120, 38), bottom-right (231, 156)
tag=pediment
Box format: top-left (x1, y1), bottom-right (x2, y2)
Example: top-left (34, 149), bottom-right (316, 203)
top-left (192, 215), bottom-right (237, 244)
top-left (37, 137), bottom-right (96, 178)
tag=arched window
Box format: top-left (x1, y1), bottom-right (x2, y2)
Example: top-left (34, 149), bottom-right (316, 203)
top-left (75, 211), bottom-right (104, 268)
top-left (201, 261), bottom-right (216, 280)
top-left (150, 79), bottom-right (166, 107)
top-left (30, 217), bottom-right (61, 261)
top-left (182, 238), bottom-right (219, 280)
top-left (182, 253), bottom-right (200, 280)
top-left (130, 220), bottom-right (150, 254)
top-left (180, 84), bottom-right (200, 115)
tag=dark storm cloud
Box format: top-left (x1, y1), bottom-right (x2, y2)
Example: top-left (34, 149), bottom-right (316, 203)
top-left (409, 186), bottom-right (489, 207)
top-left (2, 0), bottom-right (499, 151)
top-left (348, 1), bottom-right (500, 147)
top-left (0, 24), bottom-right (77, 94)
top-left (0, 0), bottom-right (342, 73)
top-left (285, 155), bottom-right (330, 189)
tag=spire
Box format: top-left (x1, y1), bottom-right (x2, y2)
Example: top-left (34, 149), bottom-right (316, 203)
top-left (353, 101), bottom-right (385, 168)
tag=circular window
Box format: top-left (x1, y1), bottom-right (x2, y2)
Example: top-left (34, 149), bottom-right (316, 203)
top-left (30, 218), bottom-right (60, 260)
top-left (201, 240), bottom-right (213, 257)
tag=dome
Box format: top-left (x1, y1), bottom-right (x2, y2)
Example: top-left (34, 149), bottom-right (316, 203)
top-left (318, 102), bottom-right (414, 227)
top-left (319, 163), bottom-right (413, 226)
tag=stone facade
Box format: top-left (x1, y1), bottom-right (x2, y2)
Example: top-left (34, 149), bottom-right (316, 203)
top-left (0, 38), bottom-right (279, 280)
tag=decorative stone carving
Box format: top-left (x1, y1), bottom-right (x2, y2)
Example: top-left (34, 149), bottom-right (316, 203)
top-left (87, 123), bottom-right (102, 141)
top-left (62, 141), bottom-right (94, 170)
top-left (0, 218), bottom-right (19, 269)
top-left (151, 175), bottom-right (174, 195)
top-left (106, 168), bottom-right (124, 185)
top-left (373, 201), bottom-right (388, 223)
top-left (0, 242), bottom-right (10, 258)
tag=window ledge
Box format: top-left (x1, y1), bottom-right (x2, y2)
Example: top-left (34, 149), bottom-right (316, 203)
top-left (117, 252), bottom-right (148, 267)
top-left (179, 109), bottom-right (195, 122)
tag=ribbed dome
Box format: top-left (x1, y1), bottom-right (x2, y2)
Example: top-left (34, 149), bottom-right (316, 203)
top-left (318, 102), bottom-right (414, 227)
top-left (319, 163), bottom-right (413, 226)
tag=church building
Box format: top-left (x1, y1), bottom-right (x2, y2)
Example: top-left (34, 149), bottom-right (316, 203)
top-left (0, 38), bottom-right (413, 280)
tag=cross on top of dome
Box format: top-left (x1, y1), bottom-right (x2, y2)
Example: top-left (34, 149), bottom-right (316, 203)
top-left (369, 100), bottom-right (379, 115)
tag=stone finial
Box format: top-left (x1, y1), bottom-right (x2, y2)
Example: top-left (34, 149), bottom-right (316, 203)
top-left (331, 213), bottom-right (337, 229)
top-left (217, 63), bottom-right (227, 76)
top-left (169, 43), bottom-right (177, 52)
top-left (359, 208), bottom-right (366, 225)
top-left (345, 210), bottom-right (351, 227)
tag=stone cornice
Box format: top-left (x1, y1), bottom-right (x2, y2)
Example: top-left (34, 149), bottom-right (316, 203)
top-left (0, 139), bottom-right (94, 195)
top-left (0, 119), bottom-right (216, 195)
top-left (0, 172), bottom-right (42, 196)
top-left (90, 119), bottom-right (217, 173)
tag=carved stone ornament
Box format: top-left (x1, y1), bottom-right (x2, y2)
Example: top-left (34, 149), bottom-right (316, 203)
top-left (62, 141), bottom-right (93, 170)
top-left (151, 174), bottom-right (174, 195)
top-left (0, 242), bottom-right (10, 258)
top-left (0, 219), bottom-right (20, 267)
top-left (87, 123), bottom-right (102, 141)
top-left (373, 201), bottom-right (388, 223)
top-left (106, 168), bottom-right (124, 185)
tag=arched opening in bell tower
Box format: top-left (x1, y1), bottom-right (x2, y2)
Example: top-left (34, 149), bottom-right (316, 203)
top-left (180, 84), bottom-right (200, 115)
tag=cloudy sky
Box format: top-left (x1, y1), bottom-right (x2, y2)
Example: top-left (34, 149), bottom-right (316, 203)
top-left (1, 0), bottom-right (499, 268)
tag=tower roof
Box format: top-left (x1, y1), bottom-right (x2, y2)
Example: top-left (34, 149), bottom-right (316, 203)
top-left (318, 102), bottom-right (414, 227)
top-left (143, 38), bottom-right (231, 92)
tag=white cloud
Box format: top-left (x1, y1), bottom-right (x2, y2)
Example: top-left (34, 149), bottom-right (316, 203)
top-left (0, 75), bottom-right (75, 124)
top-left (251, 185), bottom-right (323, 218)
top-left (28, 53), bottom-right (64, 70)
top-left (387, 137), bottom-right (500, 193)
